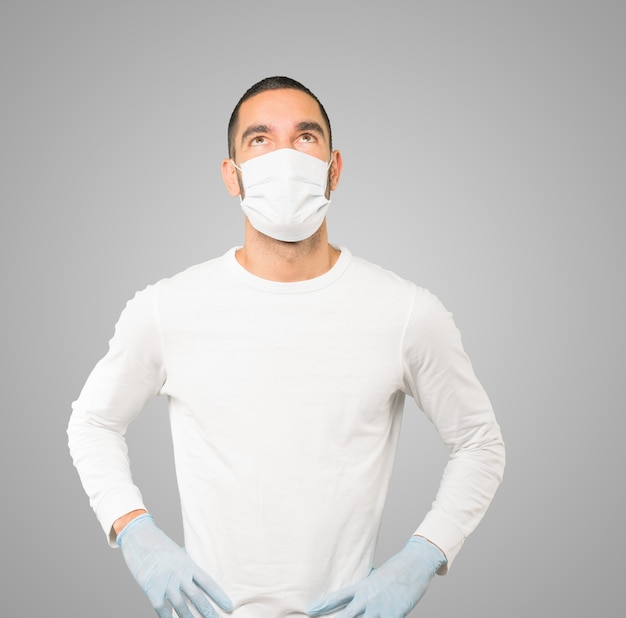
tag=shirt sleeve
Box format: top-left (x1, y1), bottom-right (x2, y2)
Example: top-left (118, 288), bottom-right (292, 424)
top-left (401, 287), bottom-right (505, 573)
top-left (67, 285), bottom-right (166, 547)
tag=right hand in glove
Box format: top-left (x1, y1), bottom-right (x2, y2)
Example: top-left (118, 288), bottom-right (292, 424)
top-left (116, 513), bottom-right (233, 618)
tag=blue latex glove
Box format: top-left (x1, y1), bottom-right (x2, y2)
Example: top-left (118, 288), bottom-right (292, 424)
top-left (117, 514), bottom-right (233, 618)
top-left (307, 536), bottom-right (446, 617)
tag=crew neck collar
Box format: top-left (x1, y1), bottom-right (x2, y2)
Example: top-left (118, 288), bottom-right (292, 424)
top-left (224, 245), bottom-right (352, 294)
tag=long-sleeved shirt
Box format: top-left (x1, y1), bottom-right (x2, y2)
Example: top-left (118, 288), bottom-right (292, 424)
top-left (68, 246), bottom-right (505, 617)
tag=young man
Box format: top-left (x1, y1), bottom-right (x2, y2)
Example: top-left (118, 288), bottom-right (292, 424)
top-left (68, 76), bottom-right (505, 618)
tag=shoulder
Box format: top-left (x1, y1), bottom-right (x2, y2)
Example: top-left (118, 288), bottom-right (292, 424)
top-left (345, 251), bottom-right (453, 331)
top-left (345, 253), bottom-right (449, 318)
top-left (133, 249), bottom-right (236, 303)
top-left (120, 251), bottom-right (234, 321)
top-left (158, 252), bottom-right (230, 291)
top-left (346, 253), bottom-right (417, 296)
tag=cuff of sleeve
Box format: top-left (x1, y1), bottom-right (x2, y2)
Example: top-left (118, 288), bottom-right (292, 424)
top-left (414, 512), bottom-right (466, 574)
top-left (95, 486), bottom-right (147, 548)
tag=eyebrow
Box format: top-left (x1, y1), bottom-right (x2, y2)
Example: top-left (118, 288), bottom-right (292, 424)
top-left (239, 121), bottom-right (327, 145)
top-left (296, 121), bottom-right (326, 137)
top-left (240, 124), bottom-right (271, 143)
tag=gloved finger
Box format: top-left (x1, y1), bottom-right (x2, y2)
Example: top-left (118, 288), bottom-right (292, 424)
top-left (168, 592), bottom-right (196, 618)
top-left (153, 600), bottom-right (175, 618)
top-left (334, 599), bottom-right (366, 618)
top-left (182, 586), bottom-right (219, 618)
top-left (145, 589), bottom-right (175, 618)
top-left (194, 567), bottom-right (233, 612)
top-left (307, 585), bottom-right (357, 615)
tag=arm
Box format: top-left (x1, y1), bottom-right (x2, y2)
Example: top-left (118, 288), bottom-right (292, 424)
top-left (402, 287), bottom-right (505, 570)
top-left (308, 287), bottom-right (504, 616)
top-left (67, 286), bottom-right (165, 544)
top-left (67, 285), bottom-right (233, 616)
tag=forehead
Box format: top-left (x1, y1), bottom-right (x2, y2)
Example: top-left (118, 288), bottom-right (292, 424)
top-left (236, 88), bottom-right (328, 136)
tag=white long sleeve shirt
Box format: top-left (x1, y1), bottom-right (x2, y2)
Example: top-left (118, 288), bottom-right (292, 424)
top-left (68, 247), bottom-right (505, 617)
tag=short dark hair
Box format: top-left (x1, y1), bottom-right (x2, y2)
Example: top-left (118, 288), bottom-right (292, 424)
top-left (227, 76), bottom-right (332, 159)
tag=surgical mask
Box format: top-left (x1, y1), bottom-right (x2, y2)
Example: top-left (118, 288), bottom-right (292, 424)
top-left (231, 148), bottom-right (332, 242)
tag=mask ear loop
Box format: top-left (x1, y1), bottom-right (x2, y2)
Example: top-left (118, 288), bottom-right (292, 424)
top-left (325, 153), bottom-right (335, 194)
top-left (229, 160), bottom-right (245, 203)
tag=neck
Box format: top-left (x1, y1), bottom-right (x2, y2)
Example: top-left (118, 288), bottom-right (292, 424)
top-left (236, 220), bottom-right (340, 282)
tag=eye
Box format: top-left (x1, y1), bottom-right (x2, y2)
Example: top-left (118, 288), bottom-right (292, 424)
top-left (299, 133), bottom-right (317, 143)
top-left (251, 136), bottom-right (267, 146)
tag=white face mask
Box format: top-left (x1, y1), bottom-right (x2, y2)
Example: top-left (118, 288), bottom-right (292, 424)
top-left (232, 149), bottom-right (332, 242)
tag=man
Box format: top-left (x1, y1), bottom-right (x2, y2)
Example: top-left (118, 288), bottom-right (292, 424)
top-left (68, 76), bottom-right (505, 618)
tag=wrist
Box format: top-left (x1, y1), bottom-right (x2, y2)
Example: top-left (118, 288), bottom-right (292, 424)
top-left (112, 509), bottom-right (149, 537)
top-left (410, 535), bottom-right (447, 572)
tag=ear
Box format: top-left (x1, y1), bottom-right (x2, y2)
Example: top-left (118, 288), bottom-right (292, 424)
top-left (221, 158), bottom-right (241, 197)
top-left (329, 150), bottom-right (343, 191)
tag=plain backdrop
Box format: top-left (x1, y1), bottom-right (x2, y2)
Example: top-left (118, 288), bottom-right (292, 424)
top-left (1, 1), bottom-right (624, 616)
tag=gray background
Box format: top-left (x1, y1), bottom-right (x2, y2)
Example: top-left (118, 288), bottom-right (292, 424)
top-left (2, 1), bottom-right (624, 616)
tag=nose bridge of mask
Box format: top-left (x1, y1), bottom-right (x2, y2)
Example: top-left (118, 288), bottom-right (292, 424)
top-left (232, 148), bottom-right (332, 177)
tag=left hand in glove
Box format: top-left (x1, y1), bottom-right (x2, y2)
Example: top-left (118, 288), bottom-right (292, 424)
top-left (307, 535), bottom-right (446, 617)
